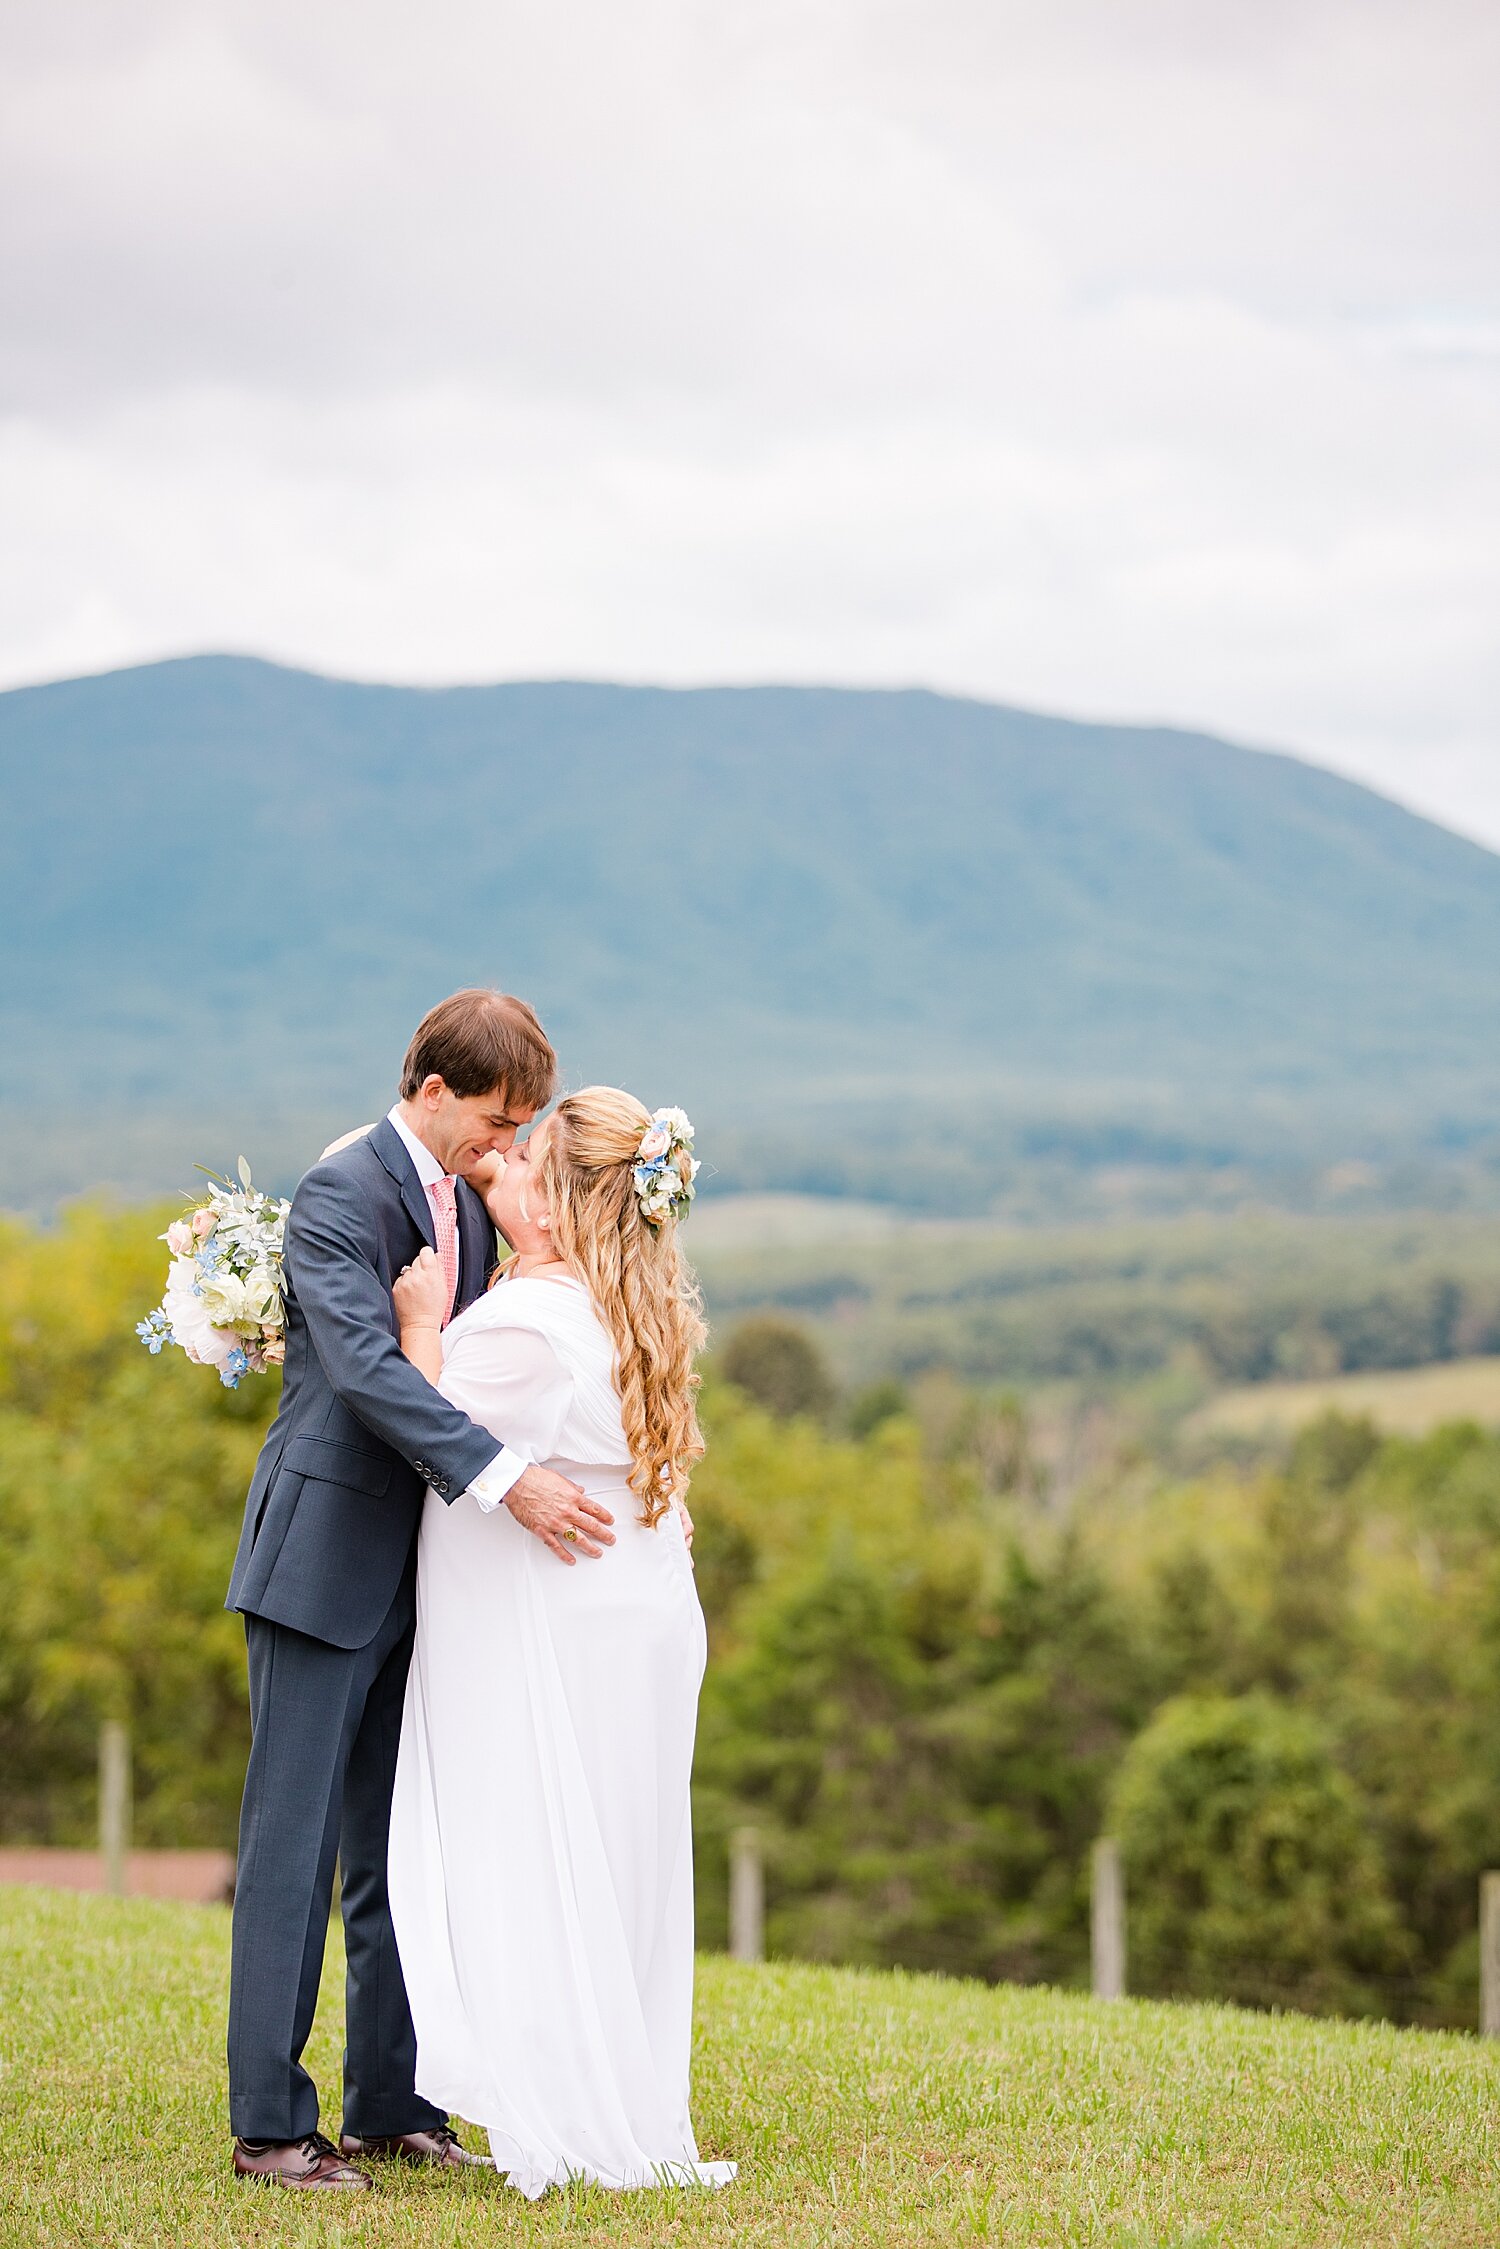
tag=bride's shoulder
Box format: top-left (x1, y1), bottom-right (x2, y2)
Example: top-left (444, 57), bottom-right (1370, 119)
top-left (449, 1275), bottom-right (591, 1341)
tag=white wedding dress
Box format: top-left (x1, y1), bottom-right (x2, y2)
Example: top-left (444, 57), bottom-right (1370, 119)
top-left (387, 1273), bottom-right (735, 2198)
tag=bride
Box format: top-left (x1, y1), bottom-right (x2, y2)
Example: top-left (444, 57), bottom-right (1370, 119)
top-left (386, 1088), bottom-right (735, 2198)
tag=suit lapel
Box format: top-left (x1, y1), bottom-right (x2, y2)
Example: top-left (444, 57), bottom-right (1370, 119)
top-left (455, 1178), bottom-right (497, 1310)
top-left (369, 1117), bottom-right (496, 1302)
top-left (369, 1116), bottom-right (437, 1252)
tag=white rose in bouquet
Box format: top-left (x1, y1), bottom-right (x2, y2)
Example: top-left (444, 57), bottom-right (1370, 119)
top-left (162, 1258), bottom-right (238, 1368)
top-left (195, 1269), bottom-right (257, 1330)
top-left (245, 1264), bottom-right (284, 1327)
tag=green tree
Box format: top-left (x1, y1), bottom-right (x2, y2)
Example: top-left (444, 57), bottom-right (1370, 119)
top-left (846, 1377), bottom-right (909, 1440)
top-left (1109, 1692), bottom-right (1412, 2017)
top-left (696, 1541), bottom-right (992, 1974)
top-left (8, 1197), bottom-right (1500, 2028)
top-left (932, 1535), bottom-right (1148, 1983)
top-left (0, 1203), bottom-right (273, 1843)
top-left (720, 1318), bottom-right (836, 1421)
top-left (1322, 1421), bottom-right (1500, 2020)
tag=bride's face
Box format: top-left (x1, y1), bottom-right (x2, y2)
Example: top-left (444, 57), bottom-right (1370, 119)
top-left (484, 1116), bottom-right (554, 1250)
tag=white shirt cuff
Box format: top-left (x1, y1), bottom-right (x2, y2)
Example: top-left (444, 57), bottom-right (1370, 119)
top-left (465, 1444), bottom-right (530, 1513)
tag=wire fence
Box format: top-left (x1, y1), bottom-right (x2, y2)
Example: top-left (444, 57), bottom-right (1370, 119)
top-left (724, 1825), bottom-right (1500, 2036)
top-left (77, 1736), bottom-right (1500, 2038)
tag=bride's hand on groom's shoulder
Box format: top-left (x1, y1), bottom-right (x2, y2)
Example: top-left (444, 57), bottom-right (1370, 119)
top-left (506, 1464), bottom-right (616, 1565)
top-left (321, 1122), bottom-right (375, 1159)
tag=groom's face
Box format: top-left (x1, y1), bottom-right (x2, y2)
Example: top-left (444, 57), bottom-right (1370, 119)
top-left (414, 1076), bottom-right (538, 1179)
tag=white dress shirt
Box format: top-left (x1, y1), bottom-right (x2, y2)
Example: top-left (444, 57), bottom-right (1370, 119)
top-left (387, 1105), bottom-right (528, 1512)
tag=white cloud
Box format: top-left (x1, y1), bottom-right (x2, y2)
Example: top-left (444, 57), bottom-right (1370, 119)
top-left (0, 0), bottom-right (1496, 842)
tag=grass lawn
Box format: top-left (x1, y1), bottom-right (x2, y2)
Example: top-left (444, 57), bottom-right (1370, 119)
top-left (3, 1887), bottom-right (1500, 2247)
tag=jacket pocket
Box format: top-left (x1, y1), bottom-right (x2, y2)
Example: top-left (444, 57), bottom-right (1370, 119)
top-left (282, 1434), bottom-right (393, 1497)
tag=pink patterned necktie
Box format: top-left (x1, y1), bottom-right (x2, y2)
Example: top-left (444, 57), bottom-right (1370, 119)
top-left (428, 1175), bottom-right (460, 1328)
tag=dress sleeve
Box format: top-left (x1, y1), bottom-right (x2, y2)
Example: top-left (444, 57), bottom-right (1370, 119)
top-left (438, 1321), bottom-right (575, 1471)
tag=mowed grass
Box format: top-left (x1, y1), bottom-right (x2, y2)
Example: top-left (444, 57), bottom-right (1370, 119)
top-left (3, 1889), bottom-right (1500, 2248)
top-left (1192, 1356), bottom-right (1500, 1442)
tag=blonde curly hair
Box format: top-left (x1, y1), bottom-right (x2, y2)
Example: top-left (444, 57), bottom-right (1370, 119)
top-left (533, 1086), bottom-right (706, 1525)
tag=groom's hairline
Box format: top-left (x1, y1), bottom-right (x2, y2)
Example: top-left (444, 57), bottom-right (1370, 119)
top-left (398, 988), bottom-right (557, 1111)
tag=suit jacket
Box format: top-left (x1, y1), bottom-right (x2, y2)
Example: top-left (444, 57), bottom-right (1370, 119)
top-left (226, 1118), bottom-right (503, 1649)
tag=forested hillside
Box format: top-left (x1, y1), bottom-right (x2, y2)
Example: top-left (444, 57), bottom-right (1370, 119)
top-left (694, 1209), bottom-right (1500, 1387)
top-left (6, 656), bottom-right (1500, 1207)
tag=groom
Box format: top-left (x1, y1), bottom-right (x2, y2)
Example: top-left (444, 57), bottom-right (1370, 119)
top-left (225, 988), bottom-right (616, 2191)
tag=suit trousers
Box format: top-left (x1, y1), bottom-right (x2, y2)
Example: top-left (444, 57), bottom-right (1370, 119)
top-left (226, 1561), bottom-right (445, 2141)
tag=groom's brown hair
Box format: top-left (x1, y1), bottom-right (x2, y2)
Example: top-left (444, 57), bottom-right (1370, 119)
top-left (400, 988), bottom-right (557, 1111)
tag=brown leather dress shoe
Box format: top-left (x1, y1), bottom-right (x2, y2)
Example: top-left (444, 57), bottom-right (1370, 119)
top-left (339, 2123), bottom-right (490, 2169)
top-left (233, 2132), bottom-right (373, 2189)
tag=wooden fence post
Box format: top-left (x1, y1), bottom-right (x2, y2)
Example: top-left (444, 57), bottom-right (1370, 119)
top-left (1480, 1872), bottom-right (1500, 2035)
top-left (1092, 1836), bottom-right (1126, 2000)
top-left (729, 1827), bottom-right (764, 1963)
top-left (99, 1719), bottom-right (131, 1899)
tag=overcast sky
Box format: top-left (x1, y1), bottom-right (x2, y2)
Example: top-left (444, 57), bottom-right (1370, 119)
top-left (2, 0), bottom-right (1497, 842)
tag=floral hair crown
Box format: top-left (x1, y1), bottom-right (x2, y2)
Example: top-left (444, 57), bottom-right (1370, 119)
top-left (633, 1107), bottom-right (700, 1230)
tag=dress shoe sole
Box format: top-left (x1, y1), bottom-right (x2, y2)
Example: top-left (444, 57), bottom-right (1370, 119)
top-left (234, 2170), bottom-right (373, 2191)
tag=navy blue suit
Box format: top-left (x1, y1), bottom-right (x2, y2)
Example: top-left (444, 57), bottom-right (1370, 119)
top-left (226, 1118), bottom-right (502, 2141)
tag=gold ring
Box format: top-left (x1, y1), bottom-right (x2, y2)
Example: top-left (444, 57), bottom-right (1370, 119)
top-left (561, 1527), bottom-right (578, 1542)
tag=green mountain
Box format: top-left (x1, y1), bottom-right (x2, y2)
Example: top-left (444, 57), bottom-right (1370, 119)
top-left (3, 654), bottom-right (1499, 1208)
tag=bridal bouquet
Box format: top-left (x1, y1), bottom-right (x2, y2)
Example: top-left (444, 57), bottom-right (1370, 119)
top-left (137, 1159), bottom-right (291, 1388)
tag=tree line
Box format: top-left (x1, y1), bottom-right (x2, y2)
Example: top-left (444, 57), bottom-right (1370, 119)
top-left (4, 1207), bottom-right (1500, 2026)
top-left (696, 1211), bottom-right (1500, 1388)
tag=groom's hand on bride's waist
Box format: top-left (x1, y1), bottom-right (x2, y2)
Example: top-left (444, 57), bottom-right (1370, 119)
top-left (505, 1464), bottom-right (615, 1564)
